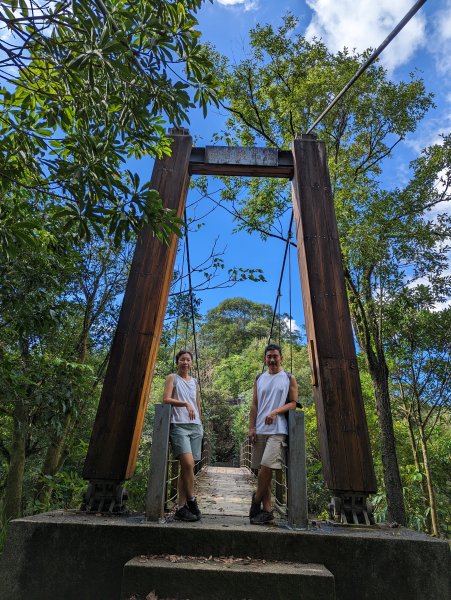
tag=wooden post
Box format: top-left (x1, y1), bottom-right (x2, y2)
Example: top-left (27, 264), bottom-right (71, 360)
top-left (83, 130), bottom-right (192, 484)
top-left (146, 404), bottom-right (171, 521)
top-left (287, 410), bottom-right (308, 529)
top-left (291, 134), bottom-right (377, 495)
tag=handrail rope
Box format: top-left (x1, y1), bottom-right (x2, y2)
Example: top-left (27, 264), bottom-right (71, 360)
top-left (184, 209), bottom-right (204, 408)
top-left (307, 0), bottom-right (428, 134)
top-left (172, 238), bottom-right (187, 369)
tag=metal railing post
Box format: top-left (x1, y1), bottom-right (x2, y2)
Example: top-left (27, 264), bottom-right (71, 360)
top-left (145, 404), bottom-right (171, 521)
top-left (287, 410), bottom-right (308, 529)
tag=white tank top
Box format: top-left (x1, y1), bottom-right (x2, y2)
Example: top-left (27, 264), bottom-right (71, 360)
top-left (170, 374), bottom-right (201, 425)
top-left (256, 370), bottom-right (290, 435)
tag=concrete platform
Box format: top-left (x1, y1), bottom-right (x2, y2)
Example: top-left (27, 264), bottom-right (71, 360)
top-left (121, 556), bottom-right (335, 600)
top-left (0, 511), bottom-right (449, 600)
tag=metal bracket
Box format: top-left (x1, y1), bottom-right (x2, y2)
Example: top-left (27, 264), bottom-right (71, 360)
top-left (80, 481), bottom-right (128, 513)
top-left (329, 493), bottom-right (375, 525)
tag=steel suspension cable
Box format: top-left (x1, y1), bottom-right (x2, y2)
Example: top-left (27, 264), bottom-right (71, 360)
top-left (184, 209), bottom-right (204, 406)
top-left (288, 233), bottom-right (293, 374)
top-left (172, 238), bottom-right (186, 369)
top-left (267, 212), bottom-right (294, 347)
top-left (307, 0), bottom-right (428, 134)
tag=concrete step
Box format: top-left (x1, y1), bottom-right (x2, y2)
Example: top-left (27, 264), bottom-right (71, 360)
top-left (121, 555), bottom-right (335, 600)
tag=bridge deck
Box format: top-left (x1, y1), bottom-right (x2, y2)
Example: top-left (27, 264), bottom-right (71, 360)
top-left (196, 466), bottom-right (255, 517)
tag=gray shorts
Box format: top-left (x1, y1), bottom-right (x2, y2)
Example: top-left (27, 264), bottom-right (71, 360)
top-left (251, 434), bottom-right (287, 470)
top-left (170, 423), bottom-right (203, 460)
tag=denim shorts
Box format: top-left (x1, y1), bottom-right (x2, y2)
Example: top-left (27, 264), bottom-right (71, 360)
top-left (169, 423), bottom-right (203, 460)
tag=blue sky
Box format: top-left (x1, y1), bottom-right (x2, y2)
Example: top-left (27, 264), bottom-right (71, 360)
top-left (171, 0), bottom-right (451, 334)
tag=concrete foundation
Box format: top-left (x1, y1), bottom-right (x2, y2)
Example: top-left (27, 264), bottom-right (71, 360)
top-left (0, 511), bottom-right (449, 600)
top-left (121, 557), bottom-right (335, 600)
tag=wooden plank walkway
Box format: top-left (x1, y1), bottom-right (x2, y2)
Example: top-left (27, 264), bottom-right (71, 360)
top-left (196, 466), bottom-right (255, 517)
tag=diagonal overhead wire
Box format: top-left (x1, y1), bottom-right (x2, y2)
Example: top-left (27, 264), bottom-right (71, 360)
top-left (307, 0), bottom-right (428, 134)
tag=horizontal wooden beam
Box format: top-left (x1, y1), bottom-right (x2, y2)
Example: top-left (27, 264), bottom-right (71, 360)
top-left (189, 146), bottom-right (293, 178)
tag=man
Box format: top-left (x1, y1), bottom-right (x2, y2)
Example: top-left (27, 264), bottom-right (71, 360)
top-left (248, 343), bottom-right (298, 524)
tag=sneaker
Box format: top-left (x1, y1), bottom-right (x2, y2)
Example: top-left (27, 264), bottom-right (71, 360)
top-left (250, 510), bottom-right (274, 525)
top-left (187, 497), bottom-right (201, 521)
top-left (249, 492), bottom-right (261, 520)
top-left (174, 504), bottom-right (197, 522)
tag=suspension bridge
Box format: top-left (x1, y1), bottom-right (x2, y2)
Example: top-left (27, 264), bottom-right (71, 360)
top-left (1, 3), bottom-right (448, 599)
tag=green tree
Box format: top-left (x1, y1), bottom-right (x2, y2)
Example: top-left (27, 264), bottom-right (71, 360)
top-left (214, 14), bottom-right (447, 524)
top-left (0, 0), bottom-right (219, 246)
top-left (0, 199), bottom-right (79, 519)
top-left (199, 297), bottom-right (283, 360)
top-left (386, 287), bottom-right (450, 536)
top-left (33, 238), bottom-right (133, 506)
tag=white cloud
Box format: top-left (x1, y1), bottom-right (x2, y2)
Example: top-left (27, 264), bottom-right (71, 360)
top-left (282, 316), bottom-right (301, 333)
top-left (406, 270), bottom-right (451, 312)
top-left (429, 0), bottom-right (451, 75)
top-left (305, 0), bottom-right (426, 72)
top-left (215, 0), bottom-right (259, 11)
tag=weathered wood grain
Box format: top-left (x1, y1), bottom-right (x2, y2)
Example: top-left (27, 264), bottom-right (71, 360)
top-left (291, 134), bottom-right (377, 494)
top-left (287, 411), bottom-right (308, 529)
top-left (146, 404), bottom-right (171, 521)
top-left (83, 132), bottom-right (192, 482)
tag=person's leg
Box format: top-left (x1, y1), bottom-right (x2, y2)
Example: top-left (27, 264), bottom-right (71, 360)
top-left (255, 465), bottom-right (273, 512)
top-left (178, 452), bottom-right (195, 500)
top-left (252, 435), bottom-right (286, 522)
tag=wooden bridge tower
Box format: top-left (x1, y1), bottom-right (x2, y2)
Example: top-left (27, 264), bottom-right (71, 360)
top-left (82, 129), bottom-right (377, 521)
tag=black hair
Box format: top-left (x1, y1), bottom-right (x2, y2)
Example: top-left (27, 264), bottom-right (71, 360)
top-left (175, 349), bottom-right (193, 363)
top-left (264, 343), bottom-right (282, 356)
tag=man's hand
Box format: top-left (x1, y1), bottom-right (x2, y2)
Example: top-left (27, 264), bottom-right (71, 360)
top-left (248, 426), bottom-right (256, 444)
top-left (185, 403), bottom-right (195, 420)
top-left (265, 410), bottom-right (278, 425)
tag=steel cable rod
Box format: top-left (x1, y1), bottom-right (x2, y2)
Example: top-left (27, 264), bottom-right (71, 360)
top-left (288, 236), bottom-right (293, 374)
top-left (267, 211), bottom-right (294, 349)
top-left (184, 209), bottom-right (204, 407)
top-left (307, 0), bottom-right (428, 134)
top-left (172, 238), bottom-right (186, 368)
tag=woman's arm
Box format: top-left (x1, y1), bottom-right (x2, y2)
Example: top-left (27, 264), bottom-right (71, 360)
top-left (163, 375), bottom-right (194, 418)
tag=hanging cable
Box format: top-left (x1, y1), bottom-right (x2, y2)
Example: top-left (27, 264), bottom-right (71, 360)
top-left (288, 230), bottom-right (293, 374)
top-left (267, 212), bottom-right (294, 347)
top-left (184, 209), bottom-right (204, 406)
top-left (172, 238), bottom-right (186, 369)
top-left (307, 0), bottom-right (428, 134)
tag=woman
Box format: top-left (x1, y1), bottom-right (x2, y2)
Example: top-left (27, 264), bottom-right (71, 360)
top-left (163, 349), bottom-right (203, 522)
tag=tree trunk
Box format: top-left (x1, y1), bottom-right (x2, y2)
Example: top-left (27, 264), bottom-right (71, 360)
top-left (34, 317), bottom-right (90, 505)
top-left (399, 383), bottom-right (431, 530)
top-left (403, 411), bottom-right (431, 531)
top-left (34, 413), bottom-right (73, 506)
top-left (345, 269), bottom-right (406, 525)
top-left (371, 364), bottom-right (407, 525)
top-left (3, 399), bottom-right (27, 520)
top-left (418, 427), bottom-right (440, 537)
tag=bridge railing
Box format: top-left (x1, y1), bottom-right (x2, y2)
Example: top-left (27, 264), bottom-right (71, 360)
top-left (239, 410), bottom-right (308, 529)
top-left (165, 437), bottom-right (210, 509)
top-left (146, 404), bottom-right (209, 520)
